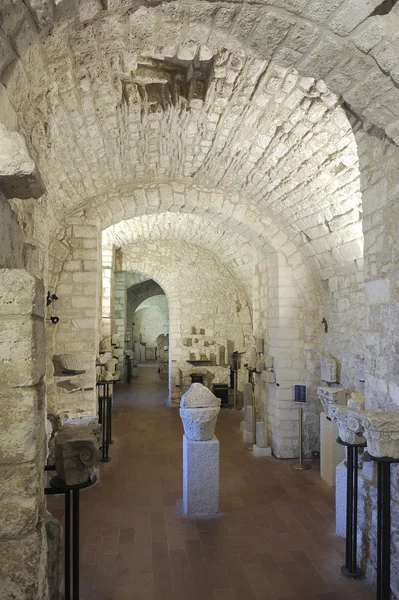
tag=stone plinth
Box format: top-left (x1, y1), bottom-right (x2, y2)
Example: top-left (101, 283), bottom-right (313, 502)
top-left (183, 435), bottom-right (219, 515)
top-left (320, 412), bottom-right (345, 486)
top-left (336, 460), bottom-right (347, 538)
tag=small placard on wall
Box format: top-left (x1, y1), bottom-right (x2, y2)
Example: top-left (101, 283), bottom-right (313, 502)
top-left (294, 385), bottom-right (307, 403)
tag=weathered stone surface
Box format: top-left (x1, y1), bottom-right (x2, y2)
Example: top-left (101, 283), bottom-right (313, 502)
top-left (348, 411), bottom-right (399, 459)
top-left (180, 407), bottom-right (220, 441)
top-left (0, 528), bottom-right (48, 600)
top-left (55, 420), bottom-right (101, 486)
top-left (328, 404), bottom-right (366, 446)
top-left (0, 386), bottom-right (44, 464)
top-left (183, 435), bottom-right (219, 515)
top-left (0, 124), bottom-right (45, 199)
top-left (44, 512), bottom-right (63, 600)
top-left (317, 387), bottom-right (347, 414)
top-left (180, 383), bottom-right (221, 408)
top-left (320, 353), bottom-right (337, 383)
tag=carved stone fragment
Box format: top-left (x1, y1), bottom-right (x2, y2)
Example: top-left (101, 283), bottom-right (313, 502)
top-left (180, 383), bottom-right (220, 441)
top-left (55, 419), bottom-right (101, 486)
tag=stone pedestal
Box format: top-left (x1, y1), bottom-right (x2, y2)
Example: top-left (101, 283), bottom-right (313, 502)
top-left (183, 434), bottom-right (219, 515)
top-left (336, 460), bottom-right (347, 537)
top-left (253, 445), bottom-right (272, 457)
top-left (320, 412), bottom-right (345, 486)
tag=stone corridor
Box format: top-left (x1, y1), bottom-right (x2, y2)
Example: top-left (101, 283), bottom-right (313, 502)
top-left (49, 367), bottom-right (375, 600)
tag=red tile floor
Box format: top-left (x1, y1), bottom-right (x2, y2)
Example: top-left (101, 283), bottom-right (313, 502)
top-left (48, 364), bottom-right (376, 599)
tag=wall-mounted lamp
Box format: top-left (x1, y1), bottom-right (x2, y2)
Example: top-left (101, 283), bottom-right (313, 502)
top-left (46, 291), bottom-right (58, 306)
top-left (47, 291), bottom-right (59, 323)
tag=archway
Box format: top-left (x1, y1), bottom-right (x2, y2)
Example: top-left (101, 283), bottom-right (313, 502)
top-left (2, 1), bottom-right (399, 597)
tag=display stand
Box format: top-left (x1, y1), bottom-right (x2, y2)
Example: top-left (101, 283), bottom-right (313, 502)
top-left (291, 405), bottom-right (311, 471)
top-left (45, 473), bottom-right (97, 600)
top-left (97, 381), bottom-right (113, 460)
top-left (369, 454), bottom-right (399, 599)
top-left (337, 437), bottom-right (366, 578)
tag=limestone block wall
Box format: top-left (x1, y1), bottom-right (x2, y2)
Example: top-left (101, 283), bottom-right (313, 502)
top-left (47, 220), bottom-right (102, 417)
top-left (101, 246), bottom-right (115, 347)
top-left (121, 239), bottom-right (252, 404)
top-left (252, 248), bottom-right (322, 458)
top-left (353, 131), bottom-right (399, 597)
top-left (322, 270), bottom-right (365, 392)
top-left (0, 269), bottom-right (48, 600)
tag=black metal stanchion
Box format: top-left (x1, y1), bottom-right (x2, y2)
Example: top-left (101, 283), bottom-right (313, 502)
top-left (369, 455), bottom-right (399, 600)
top-left (72, 489), bottom-right (80, 600)
top-left (109, 382), bottom-right (114, 445)
top-left (45, 474), bottom-right (97, 600)
top-left (65, 490), bottom-right (71, 598)
top-left (337, 437), bottom-right (366, 578)
top-left (97, 382), bottom-right (111, 462)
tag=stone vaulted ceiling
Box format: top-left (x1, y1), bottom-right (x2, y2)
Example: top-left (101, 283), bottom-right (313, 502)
top-left (3, 0), bottom-right (398, 276)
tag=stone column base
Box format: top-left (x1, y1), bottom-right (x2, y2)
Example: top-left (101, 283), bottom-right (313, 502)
top-left (253, 445), bottom-right (272, 457)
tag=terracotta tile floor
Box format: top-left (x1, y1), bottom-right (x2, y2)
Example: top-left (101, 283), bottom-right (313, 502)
top-left (48, 366), bottom-right (376, 600)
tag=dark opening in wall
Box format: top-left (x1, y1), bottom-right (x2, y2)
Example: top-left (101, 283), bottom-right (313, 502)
top-left (121, 55), bottom-right (214, 111)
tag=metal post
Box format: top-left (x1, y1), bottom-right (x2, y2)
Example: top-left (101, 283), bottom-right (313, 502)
top-left (353, 446), bottom-right (359, 573)
top-left (377, 461), bottom-right (391, 600)
top-left (338, 438), bottom-right (364, 578)
top-left (377, 461), bottom-right (382, 600)
top-left (246, 388), bottom-right (256, 451)
top-left (346, 446), bottom-right (354, 573)
top-left (233, 370), bottom-right (238, 410)
top-left (109, 383), bottom-right (113, 444)
top-left (72, 489), bottom-right (80, 600)
top-left (291, 406), bottom-right (311, 471)
top-left (65, 491), bottom-right (71, 599)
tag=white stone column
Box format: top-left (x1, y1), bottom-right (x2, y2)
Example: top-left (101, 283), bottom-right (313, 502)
top-left (0, 269), bottom-right (49, 599)
top-left (53, 221), bottom-right (101, 416)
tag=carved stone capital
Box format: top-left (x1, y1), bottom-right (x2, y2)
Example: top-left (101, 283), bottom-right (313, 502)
top-left (328, 404), bottom-right (366, 445)
top-left (180, 383), bottom-right (221, 441)
top-left (317, 387), bottom-right (347, 414)
top-left (348, 411), bottom-right (399, 459)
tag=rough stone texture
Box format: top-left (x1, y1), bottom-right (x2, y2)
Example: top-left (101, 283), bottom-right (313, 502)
top-left (0, 123), bottom-right (45, 199)
top-left (348, 411), bottom-right (399, 459)
top-left (180, 383), bottom-right (221, 409)
top-left (183, 434), bottom-right (219, 515)
top-left (317, 386), bottom-right (348, 414)
top-left (180, 407), bottom-right (220, 442)
top-left (48, 220), bottom-right (102, 416)
top-left (2, 1), bottom-right (399, 596)
top-left (117, 238), bottom-right (253, 403)
top-left (0, 269), bottom-right (48, 599)
top-left (54, 420), bottom-right (101, 486)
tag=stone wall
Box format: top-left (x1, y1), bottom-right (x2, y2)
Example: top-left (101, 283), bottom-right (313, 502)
top-left (48, 220), bottom-right (102, 417)
top-left (322, 270), bottom-right (365, 392)
top-left (353, 130), bottom-right (399, 597)
top-left (0, 270), bottom-right (49, 600)
top-left (121, 239), bottom-right (253, 404)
